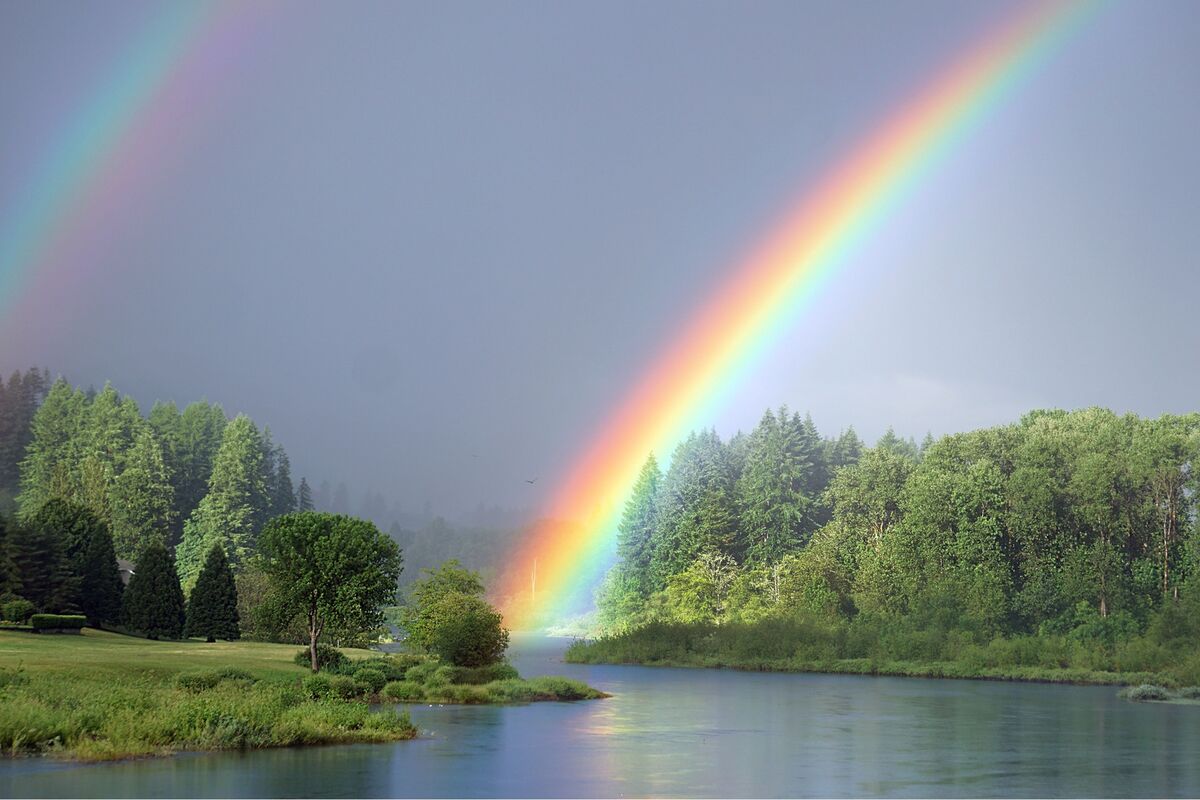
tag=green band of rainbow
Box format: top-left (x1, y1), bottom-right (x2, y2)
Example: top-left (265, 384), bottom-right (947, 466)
top-left (499, 0), bottom-right (1103, 629)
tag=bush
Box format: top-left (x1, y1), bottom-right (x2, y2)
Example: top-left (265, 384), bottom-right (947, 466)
top-left (353, 668), bottom-right (387, 694)
top-left (382, 680), bottom-right (425, 701)
top-left (302, 674), bottom-right (333, 699)
top-left (30, 614), bottom-right (87, 631)
top-left (404, 662), bottom-right (439, 684)
top-left (1120, 684), bottom-right (1171, 702)
top-left (1176, 686), bottom-right (1200, 700)
top-left (2, 599), bottom-right (35, 624)
top-left (422, 593), bottom-right (509, 667)
top-left (329, 675), bottom-right (362, 699)
top-left (293, 645), bottom-right (348, 672)
top-left (175, 671), bottom-right (221, 692)
top-left (355, 656), bottom-right (421, 681)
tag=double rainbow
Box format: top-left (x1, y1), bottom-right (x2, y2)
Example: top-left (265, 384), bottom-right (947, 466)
top-left (500, 0), bottom-right (1101, 629)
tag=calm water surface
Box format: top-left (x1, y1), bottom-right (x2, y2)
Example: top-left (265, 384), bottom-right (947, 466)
top-left (4, 635), bottom-right (1199, 798)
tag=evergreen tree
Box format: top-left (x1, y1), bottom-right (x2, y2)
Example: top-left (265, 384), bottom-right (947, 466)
top-left (174, 402), bottom-right (228, 533)
top-left (825, 427), bottom-right (864, 473)
top-left (109, 429), bottom-right (175, 560)
top-left (297, 477), bottom-right (314, 512)
top-left (122, 541), bottom-right (185, 639)
top-left (270, 445), bottom-right (296, 518)
top-left (0, 515), bottom-right (21, 597)
top-left (650, 430), bottom-right (738, 588)
top-left (614, 454), bottom-right (662, 598)
top-left (9, 507), bottom-right (74, 611)
top-left (78, 516), bottom-right (124, 627)
top-left (0, 368), bottom-right (50, 494)
top-left (17, 379), bottom-right (86, 520)
top-left (177, 415), bottom-right (267, 587)
top-left (737, 408), bottom-right (815, 567)
top-left (184, 543), bottom-right (240, 641)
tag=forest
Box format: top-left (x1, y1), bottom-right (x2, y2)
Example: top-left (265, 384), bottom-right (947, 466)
top-left (579, 405), bottom-right (1200, 683)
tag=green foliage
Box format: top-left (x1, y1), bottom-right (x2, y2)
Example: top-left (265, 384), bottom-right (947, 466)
top-left (399, 559), bottom-right (485, 647)
top-left (1120, 684), bottom-right (1171, 701)
top-left (302, 674), bottom-right (333, 699)
top-left (174, 668), bottom-right (255, 692)
top-left (10, 500), bottom-right (78, 612)
top-left (108, 429), bottom-right (175, 560)
top-left (2, 597), bottom-right (35, 623)
top-left (613, 454), bottom-right (661, 599)
top-left (292, 644), bottom-right (348, 672)
top-left (178, 415), bottom-right (269, 587)
top-left (419, 591), bottom-right (509, 667)
top-left (328, 674), bottom-right (361, 699)
top-left (30, 613), bottom-right (86, 630)
top-left (121, 541), bottom-right (186, 639)
top-left (259, 512), bottom-right (403, 670)
top-left (404, 662), bottom-right (439, 683)
top-left (185, 543), bottom-right (241, 641)
top-left (352, 667), bottom-right (387, 693)
top-left (296, 477), bottom-right (314, 512)
top-left (381, 680), bottom-right (425, 701)
top-left (77, 512), bottom-right (124, 627)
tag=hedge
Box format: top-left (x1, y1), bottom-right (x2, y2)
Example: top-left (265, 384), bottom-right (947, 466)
top-left (30, 614), bottom-right (87, 631)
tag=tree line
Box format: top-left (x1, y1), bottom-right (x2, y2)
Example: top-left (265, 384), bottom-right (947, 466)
top-left (599, 406), bottom-right (1200, 645)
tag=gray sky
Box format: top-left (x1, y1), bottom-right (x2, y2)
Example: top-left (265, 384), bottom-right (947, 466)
top-left (2, 0), bottom-right (1198, 519)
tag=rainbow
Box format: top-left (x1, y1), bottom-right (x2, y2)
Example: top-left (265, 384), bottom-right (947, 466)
top-left (0, 2), bottom-right (269, 344)
top-left (500, 0), bottom-right (1102, 629)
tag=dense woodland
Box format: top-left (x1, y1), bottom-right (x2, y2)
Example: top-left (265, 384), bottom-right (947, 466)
top-left (594, 406), bottom-right (1200, 676)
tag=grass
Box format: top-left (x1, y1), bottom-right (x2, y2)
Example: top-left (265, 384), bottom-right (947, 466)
top-left (565, 618), bottom-right (1200, 688)
top-left (0, 629), bottom-right (416, 761)
top-left (1118, 684), bottom-right (1200, 704)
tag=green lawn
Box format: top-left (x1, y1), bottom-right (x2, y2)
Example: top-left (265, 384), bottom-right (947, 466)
top-left (0, 628), bottom-right (368, 679)
top-left (0, 630), bottom-right (415, 761)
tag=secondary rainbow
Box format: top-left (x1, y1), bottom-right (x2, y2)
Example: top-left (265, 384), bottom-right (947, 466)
top-left (0, 1), bottom-right (269, 345)
top-left (500, 0), bottom-right (1102, 629)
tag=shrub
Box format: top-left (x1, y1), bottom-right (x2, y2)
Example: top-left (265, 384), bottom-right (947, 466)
top-left (213, 666), bottom-right (255, 683)
top-left (329, 675), bottom-right (362, 699)
top-left (353, 668), bottom-right (387, 694)
top-left (1120, 684), bottom-right (1171, 702)
top-left (422, 592), bottom-right (509, 667)
top-left (356, 656), bottom-right (420, 681)
top-left (302, 674), bottom-right (333, 699)
top-left (382, 680), bottom-right (425, 701)
top-left (1177, 686), bottom-right (1200, 700)
top-left (293, 644), bottom-right (348, 672)
top-left (30, 614), bottom-right (87, 631)
top-left (175, 671), bottom-right (221, 691)
top-left (439, 663), bottom-right (520, 685)
top-left (427, 665), bottom-right (456, 688)
top-left (2, 599), bottom-right (35, 624)
top-left (404, 662), bottom-right (439, 684)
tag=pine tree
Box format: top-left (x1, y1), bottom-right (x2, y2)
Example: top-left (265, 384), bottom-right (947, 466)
top-left (177, 415), bottom-right (267, 587)
top-left (0, 515), bottom-right (21, 597)
top-left (78, 517), bottom-right (124, 627)
top-left (296, 477), bottom-right (314, 512)
top-left (270, 445), bottom-right (296, 518)
top-left (737, 408), bottom-right (815, 567)
top-left (175, 402), bottom-right (228, 531)
top-left (184, 543), bottom-right (240, 641)
top-left (109, 429), bottom-right (175, 560)
top-left (614, 454), bottom-right (661, 598)
top-left (17, 379), bottom-right (87, 520)
top-left (9, 505), bottom-right (75, 611)
top-left (122, 541), bottom-right (185, 639)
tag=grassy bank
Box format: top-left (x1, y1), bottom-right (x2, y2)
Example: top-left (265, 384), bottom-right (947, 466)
top-left (565, 619), bottom-right (1200, 688)
top-left (0, 630), bottom-right (416, 761)
top-left (0, 629), bottom-right (606, 761)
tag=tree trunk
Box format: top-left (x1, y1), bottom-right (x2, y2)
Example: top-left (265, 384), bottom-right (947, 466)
top-left (309, 627), bottom-right (319, 672)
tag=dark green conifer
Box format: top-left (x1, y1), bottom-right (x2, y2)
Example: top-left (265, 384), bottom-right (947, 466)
top-left (122, 541), bottom-right (185, 639)
top-left (296, 477), bottom-right (314, 512)
top-left (184, 543), bottom-right (240, 641)
top-left (78, 518), bottom-right (124, 627)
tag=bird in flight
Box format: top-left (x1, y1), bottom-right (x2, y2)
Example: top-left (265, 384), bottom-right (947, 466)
top-left (525, 478), bottom-right (538, 485)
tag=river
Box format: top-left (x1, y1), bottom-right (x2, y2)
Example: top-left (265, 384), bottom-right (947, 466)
top-left (4, 635), bottom-right (1200, 798)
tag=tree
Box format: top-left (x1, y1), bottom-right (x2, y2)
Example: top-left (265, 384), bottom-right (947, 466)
top-left (122, 541), bottom-right (186, 639)
top-left (11, 499), bottom-right (85, 612)
top-left (422, 592), bottom-right (509, 667)
top-left (257, 512), bottom-right (403, 671)
top-left (613, 454), bottom-right (661, 599)
top-left (184, 543), bottom-right (240, 641)
top-left (737, 408), bottom-right (816, 566)
top-left (17, 379), bottom-right (86, 519)
top-left (177, 415), bottom-right (268, 587)
top-left (78, 515), bottom-right (124, 627)
top-left (400, 560), bottom-right (486, 648)
top-left (109, 429), bottom-right (175, 560)
top-left (269, 445), bottom-right (297, 518)
top-left (173, 402), bottom-right (228, 533)
top-left (296, 477), bottom-right (314, 512)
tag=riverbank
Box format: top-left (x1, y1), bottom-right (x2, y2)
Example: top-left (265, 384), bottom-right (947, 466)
top-left (0, 630), bottom-right (602, 761)
top-left (564, 619), bottom-right (1200, 688)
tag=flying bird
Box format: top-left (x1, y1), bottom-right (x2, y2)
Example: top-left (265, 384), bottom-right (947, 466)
top-left (525, 478), bottom-right (538, 485)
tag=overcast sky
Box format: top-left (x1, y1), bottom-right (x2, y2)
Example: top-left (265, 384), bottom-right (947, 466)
top-left (1, 0), bottom-right (1198, 519)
